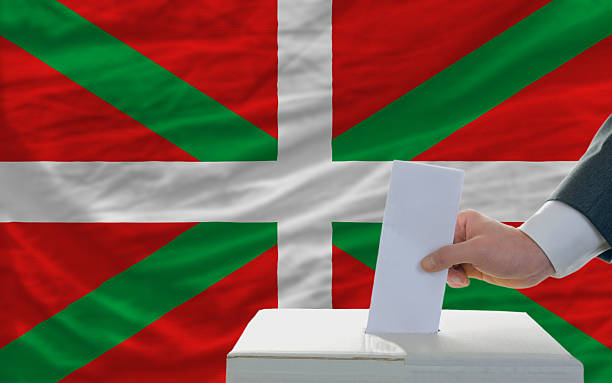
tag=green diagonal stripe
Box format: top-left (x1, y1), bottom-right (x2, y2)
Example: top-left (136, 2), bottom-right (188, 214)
top-left (332, 222), bottom-right (381, 269)
top-left (332, 222), bottom-right (612, 383)
top-left (0, 222), bottom-right (276, 382)
top-left (0, 0), bottom-right (277, 161)
top-left (332, 0), bottom-right (612, 161)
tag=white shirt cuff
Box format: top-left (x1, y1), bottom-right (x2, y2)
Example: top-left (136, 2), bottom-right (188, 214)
top-left (519, 200), bottom-right (611, 278)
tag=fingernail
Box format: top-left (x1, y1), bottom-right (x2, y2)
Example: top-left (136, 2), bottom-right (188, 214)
top-left (422, 255), bottom-right (436, 271)
top-left (449, 273), bottom-right (464, 286)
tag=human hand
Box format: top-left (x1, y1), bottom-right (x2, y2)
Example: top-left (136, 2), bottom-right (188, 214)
top-left (420, 210), bottom-right (555, 289)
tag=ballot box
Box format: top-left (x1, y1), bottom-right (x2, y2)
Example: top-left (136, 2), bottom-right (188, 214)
top-left (227, 309), bottom-right (582, 383)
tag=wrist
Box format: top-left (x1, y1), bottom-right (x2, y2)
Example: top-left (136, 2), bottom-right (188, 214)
top-left (517, 228), bottom-right (555, 282)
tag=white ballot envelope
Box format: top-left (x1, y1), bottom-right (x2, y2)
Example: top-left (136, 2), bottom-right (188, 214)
top-left (366, 161), bottom-right (464, 334)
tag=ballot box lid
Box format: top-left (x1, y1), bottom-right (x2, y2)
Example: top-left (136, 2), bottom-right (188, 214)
top-left (228, 309), bottom-right (581, 365)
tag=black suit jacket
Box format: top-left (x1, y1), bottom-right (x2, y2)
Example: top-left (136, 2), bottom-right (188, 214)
top-left (550, 114), bottom-right (612, 262)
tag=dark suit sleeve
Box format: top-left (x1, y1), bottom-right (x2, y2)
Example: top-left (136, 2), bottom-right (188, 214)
top-left (549, 114), bottom-right (612, 263)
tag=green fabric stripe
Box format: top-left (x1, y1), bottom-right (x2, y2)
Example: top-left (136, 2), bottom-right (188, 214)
top-left (332, 0), bottom-right (612, 161)
top-left (0, 0), bottom-right (277, 161)
top-left (332, 222), bottom-right (612, 383)
top-left (332, 222), bottom-right (381, 269)
top-left (0, 222), bottom-right (276, 382)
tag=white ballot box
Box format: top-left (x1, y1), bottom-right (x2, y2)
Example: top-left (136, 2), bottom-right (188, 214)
top-left (227, 309), bottom-right (582, 383)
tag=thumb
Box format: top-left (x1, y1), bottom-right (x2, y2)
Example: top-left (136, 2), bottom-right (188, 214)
top-left (421, 239), bottom-right (480, 272)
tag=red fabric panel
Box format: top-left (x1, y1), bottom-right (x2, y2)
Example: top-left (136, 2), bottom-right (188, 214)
top-left (0, 222), bottom-right (194, 348)
top-left (332, 0), bottom-right (550, 138)
top-left (58, 0), bottom-right (278, 138)
top-left (62, 246), bottom-right (278, 383)
top-left (0, 37), bottom-right (196, 161)
top-left (415, 35), bottom-right (612, 161)
top-left (331, 245), bottom-right (373, 309)
top-left (521, 258), bottom-right (612, 349)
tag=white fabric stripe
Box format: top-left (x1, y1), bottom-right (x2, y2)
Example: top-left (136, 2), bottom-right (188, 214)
top-left (450, 161), bottom-right (575, 222)
top-left (1, 161), bottom-right (573, 310)
top-left (0, 161), bottom-right (574, 222)
top-left (276, 0), bottom-right (333, 307)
